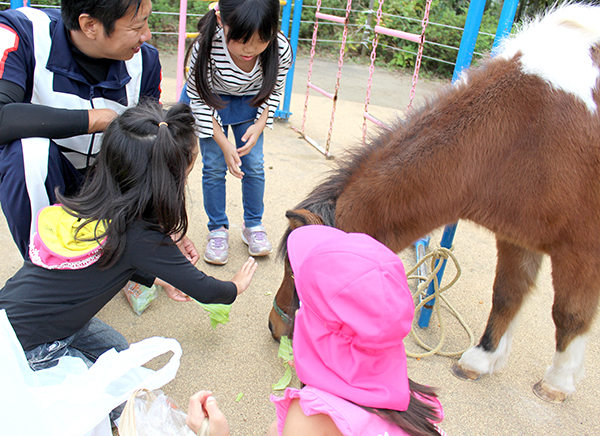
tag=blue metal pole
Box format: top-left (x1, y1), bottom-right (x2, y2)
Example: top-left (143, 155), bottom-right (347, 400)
top-left (451, 0), bottom-right (487, 83)
top-left (418, 0), bottom-right (487, 328)
top-left (418, 0), bottom-right (520, 328)
top-left (491, 0), bottom-right (519, 56)
top-left (275, 0), bottom-right (302, 119)
top-left (414, 235), bottom-right (431, 285)
top-left (418, 223), bottom-right (458, 327)
top-left (10, 0), bottom-right (27, 8)
top-left (281, 0), bottom-right (292, 38)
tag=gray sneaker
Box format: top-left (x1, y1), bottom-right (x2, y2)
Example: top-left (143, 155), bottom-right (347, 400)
top-left (204, 228), bottom-right (229, 265)
top-left (241, 224), bottom-right (273, 256)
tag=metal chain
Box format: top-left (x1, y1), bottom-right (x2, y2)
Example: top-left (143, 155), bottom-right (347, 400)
top-left (325, 0), bottom-right (353, 155)
top-left (406, 0), bottom-right (433, 115)
top-left (362, 0), bottom-right (384, 142)
top-left (299, 0), bottom-right (322, 134)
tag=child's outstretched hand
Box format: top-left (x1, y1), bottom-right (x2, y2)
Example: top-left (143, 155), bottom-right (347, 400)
top-left (231, 257), bottom-right (257, 295)
top-left (187, 391), bottom-right (229, 436)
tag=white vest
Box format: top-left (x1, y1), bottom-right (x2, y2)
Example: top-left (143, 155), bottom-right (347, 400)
top-left (18, 7), bottom-right (143, 169)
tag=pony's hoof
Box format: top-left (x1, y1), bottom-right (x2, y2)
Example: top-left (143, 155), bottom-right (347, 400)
top-left (533, 380), bottom-right (567, 403)
top-left (451, 362), bottom-right (481, 380)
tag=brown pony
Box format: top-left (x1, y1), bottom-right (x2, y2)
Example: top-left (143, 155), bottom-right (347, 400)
top-left (269, 4), bottom-right (600, 403)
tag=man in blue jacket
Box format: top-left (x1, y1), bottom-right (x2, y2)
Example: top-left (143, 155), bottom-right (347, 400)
top-left (0, 0), bottom-right (162, 258)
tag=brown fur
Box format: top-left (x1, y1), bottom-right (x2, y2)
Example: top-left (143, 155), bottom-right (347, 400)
top-left (269, 48), bottom-right (600, 366)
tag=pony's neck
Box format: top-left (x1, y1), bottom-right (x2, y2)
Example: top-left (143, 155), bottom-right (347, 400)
top-left (335, 57), bottom-right (529, 252)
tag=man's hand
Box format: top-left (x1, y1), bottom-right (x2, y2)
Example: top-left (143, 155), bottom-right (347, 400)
top-left (173, 234), bottom-right (200, 265)
top-left (154, 278), bottom-right (192, 302)
top-left (88, 108), bottom-right (118, 133)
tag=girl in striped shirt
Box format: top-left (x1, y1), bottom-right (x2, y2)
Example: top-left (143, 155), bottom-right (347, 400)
top-left (185, 0), bottom-right (292, 265)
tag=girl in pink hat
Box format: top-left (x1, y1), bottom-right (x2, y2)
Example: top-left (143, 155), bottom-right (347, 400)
top-left (187, 225), bottom-right (446, 436)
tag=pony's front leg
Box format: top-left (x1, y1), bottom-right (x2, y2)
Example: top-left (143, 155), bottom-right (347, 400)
top-left (534, 251), bottom-right (600, 402)
top-left (453, 239), bottom-right (543, 380)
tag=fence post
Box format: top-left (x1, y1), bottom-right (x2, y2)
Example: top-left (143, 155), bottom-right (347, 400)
top-left (176, 0), bottom-right (188, 100)
top-left (10, 0), bottom-right (29, 8)
top-left (492, 0), bottom-right (519, 55)
top-left (275, 0), bottom-right (303, 120)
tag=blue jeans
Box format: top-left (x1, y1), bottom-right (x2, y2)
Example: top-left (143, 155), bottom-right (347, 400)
top-left (24, 317), bottom-right (129, 422)
top-left (201, 119), bottom-right (265, 231)
top-left (25, 317), bottom-right (129, 370)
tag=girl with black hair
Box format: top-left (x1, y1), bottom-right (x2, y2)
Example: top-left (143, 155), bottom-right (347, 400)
top-left (185, 0), bottom-right (292, 265)
top-left (0, 101), bottom-right (257, 374)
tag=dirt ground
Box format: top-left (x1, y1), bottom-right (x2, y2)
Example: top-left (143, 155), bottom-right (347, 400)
top-left (1, 53), bottom-right (599, 435)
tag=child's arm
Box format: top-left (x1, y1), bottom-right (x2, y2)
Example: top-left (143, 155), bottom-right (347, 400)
top-left (212, 117), bottom-right (245, 179)
top-left (238, 109), bottom-right (268, 157)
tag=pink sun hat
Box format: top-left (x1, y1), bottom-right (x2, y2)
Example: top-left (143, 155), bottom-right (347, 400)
top-left (288, 225), bottom-right (414, 411)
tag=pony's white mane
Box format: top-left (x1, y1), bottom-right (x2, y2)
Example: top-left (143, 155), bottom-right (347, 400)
top-left (497, 3), bottom-right (600, 113)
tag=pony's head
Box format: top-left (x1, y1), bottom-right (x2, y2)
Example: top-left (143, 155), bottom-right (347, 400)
top-left (269, 209), bottom-right (325, 341)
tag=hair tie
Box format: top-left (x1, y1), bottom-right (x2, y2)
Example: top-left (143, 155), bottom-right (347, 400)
top-left (158, 122), bottom-right (168, 128)
top-left (209, 2), bottom-right (219, 12)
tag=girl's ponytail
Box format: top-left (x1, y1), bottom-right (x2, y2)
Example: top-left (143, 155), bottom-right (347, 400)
top-left (186, 8), bottom-right (225, 110)
top-left (58, 101), bottom-right (198, 268)
top-left (149, 104), bottom-right (198, 242)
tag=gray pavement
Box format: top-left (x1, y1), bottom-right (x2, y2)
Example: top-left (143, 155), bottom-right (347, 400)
top-left (1, 54), bottom-right (599, 435)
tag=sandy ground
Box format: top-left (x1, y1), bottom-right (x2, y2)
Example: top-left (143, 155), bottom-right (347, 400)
top-left (1, 53), bottom-right (599, 435)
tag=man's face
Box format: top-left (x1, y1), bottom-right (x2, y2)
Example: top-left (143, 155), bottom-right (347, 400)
top-left (94, 0), bottom-right (153, 60)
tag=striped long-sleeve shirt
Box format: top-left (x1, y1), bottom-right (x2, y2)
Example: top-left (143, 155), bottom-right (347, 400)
top-left (186, 27), bottom-right (292, 138)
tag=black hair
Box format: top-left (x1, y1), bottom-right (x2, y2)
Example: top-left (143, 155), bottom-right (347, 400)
top-left (185, 0), bottom-right (281, 110)
top-left (61, 0), bottom-right (144, 36)
top-left (58, 100), bottom-right (198, 268)
top-left (361, 382), bottom-right (443, 436)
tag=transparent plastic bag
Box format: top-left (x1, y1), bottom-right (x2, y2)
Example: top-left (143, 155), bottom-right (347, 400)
top-left (122, 281), bottom-right (159, 315)
top-left (118, 389), bottom-right (195, 436)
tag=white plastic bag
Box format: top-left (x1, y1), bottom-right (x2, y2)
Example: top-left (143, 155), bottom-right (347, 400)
top-left (0, 309), bottom-right (182, 436)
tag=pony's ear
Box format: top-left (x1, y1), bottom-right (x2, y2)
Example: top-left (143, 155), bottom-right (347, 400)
top-left (285, 209), bottom-right (324, 229)
top-left (285, 209), bottom-right (309, 229)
